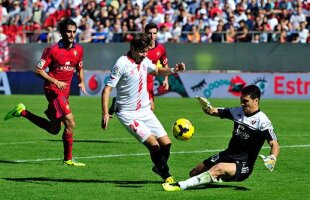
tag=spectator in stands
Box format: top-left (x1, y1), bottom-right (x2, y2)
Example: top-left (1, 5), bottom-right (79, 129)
top-left (121, 21), bottom-right (133, 42)
top-left (18, 1), bottom-right (33, 25)
top-left (91, 23), bottom-right (106, 43)
top-left (187, 25), bottom-right (200, 43)
top-left (79, 22), bottom-right (95, 43)
top-left (157, 25), bottom-right (172, 43)
top-left (236, 20), bottom-right (251, 42)
top-left (234, 3), bottom-right (247, 23)
top-left (298, 21), bottom-right (309, 43)
top-left (164, 1), bottom-right (175, 20)
top-left (271, 24), bottom-right (282, 42)
top-left (170, 21), bottom-right (182, 43)
top-left (279, 29), bottom-right (287, 43)
top-left (260, 23), bottom-right (270, 42)
top-left (159, 14), bottom-right (173, 31)
top-left (209, 0), bottom-right (223, 19)
top-left (72, 6), bottom-right (83, 27)
top-left (252, 33), bottom-right (260, 43)
top-left (0, 0), bottom-right (8, 25)
top-left (290, 6), bottom-right (306, 30)
top-left (211, 24), bottom-right (224, 42)
top-left (200, 25), bottom-right (213, 43)
top-left (32, 1), bottom-right (44, 25)
top-left (267, 12), bottom-right (278, 31)
top-left (111, 22), bottom-right (123, 42)
top-left (47, 25), bottom-right (61, 43)
top-left (103, 18), bottom-right (114, 43)
top-left (225, 24), bottom-right (236, 43)
top-left (291, 32), bottom-right (300, 43)
top-left (8, 0), bottom-right (20, 25)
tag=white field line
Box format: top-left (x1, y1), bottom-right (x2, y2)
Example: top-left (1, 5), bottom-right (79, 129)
top-left (7, 144), bottom-right (310, 163)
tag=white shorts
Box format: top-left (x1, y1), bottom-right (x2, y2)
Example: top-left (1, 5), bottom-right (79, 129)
top-left (116, 107), bottom-right (167, 143)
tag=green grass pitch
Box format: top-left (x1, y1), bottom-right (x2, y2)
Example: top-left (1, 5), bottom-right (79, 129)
top-left (0, 95), bottom-right (309, 199)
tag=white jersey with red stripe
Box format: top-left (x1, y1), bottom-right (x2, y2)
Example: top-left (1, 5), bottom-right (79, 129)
top-left (107, 55), bottom-right (156, 111)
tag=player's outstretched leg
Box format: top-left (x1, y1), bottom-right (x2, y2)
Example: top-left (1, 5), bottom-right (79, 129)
top-left (162, 171), bottom-right (214, 191)
top-left (4, 103), bottom-right (26, 120)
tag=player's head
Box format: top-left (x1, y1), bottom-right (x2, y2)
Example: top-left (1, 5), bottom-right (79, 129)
top-left (58, 18), bottom-right (77, 45)
top-left (129, 33), bottom-right (151, 64)
top-left (240, 85), bottom-right (261, 114)
top-left (144, 23), bottom-right (158, 42)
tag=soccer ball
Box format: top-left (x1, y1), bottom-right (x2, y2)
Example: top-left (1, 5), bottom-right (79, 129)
top-left (172, 118), bottom-right (194, 141)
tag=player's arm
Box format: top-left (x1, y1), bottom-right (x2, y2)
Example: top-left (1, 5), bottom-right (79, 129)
top-left (195, 96), bottom-right (220, 117)
top-left (162, 63), bottom-right (169, 91)
top-left (268, 140), bottom-right (280, 158)
top-left (76, 68), bottom-right (87, 95)
top-left (150, 62), bottom-right (185, 76)
top-left (259, 138), bottom-right (279, 172)
top-left (101, 85), bottom-right (113, 130)
top-left (35, 68), bottom-right (68, 91)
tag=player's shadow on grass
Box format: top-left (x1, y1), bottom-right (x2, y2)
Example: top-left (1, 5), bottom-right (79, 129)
top-left (189, 184), bottom-right (249, 191)
top-left (46, 139), bottom-right (122, 144)
top-left (3, 177), bottom-right (162, 187)
top-left (0, 160), bottom-right (26, 164)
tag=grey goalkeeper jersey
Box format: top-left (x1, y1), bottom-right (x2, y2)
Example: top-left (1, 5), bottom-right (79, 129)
top-left (218, 107), bottom-right (278, 164)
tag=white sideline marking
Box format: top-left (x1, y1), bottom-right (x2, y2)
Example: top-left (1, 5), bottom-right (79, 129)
top-left (8, 144), bottom-right (310, 163)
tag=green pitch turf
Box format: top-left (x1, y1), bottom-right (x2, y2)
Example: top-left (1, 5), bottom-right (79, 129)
top-left (0, 95), bottom-right (309, 199)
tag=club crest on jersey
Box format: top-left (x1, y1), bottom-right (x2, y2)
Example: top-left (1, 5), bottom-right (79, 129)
top-left (73, 50), bottom-right (78, 57)
top-left (37, 59), bottom-right (46, 69)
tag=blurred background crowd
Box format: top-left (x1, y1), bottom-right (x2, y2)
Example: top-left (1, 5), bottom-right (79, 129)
top-left (0, 0), bottom-right (309, 44)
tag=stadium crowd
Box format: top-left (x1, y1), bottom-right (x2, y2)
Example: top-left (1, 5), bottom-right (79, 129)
top-left (0, 0), bottom-right (310, 44)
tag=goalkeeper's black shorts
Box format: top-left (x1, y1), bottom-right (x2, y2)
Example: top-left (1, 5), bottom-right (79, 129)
top-left (203, 153), bottom-right (253, 182)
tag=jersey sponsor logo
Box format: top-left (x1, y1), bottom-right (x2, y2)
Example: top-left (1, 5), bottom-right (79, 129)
top-left (260, 121), bottom-right (272, 129)
top-left (37, 59), bottom-right (46, 69)
top-left (235, 124), bottom-right (250, 139)
top-left (251, 120), bottom-right (257, 125)
top-left (59, 66), bottom-right (75, 71)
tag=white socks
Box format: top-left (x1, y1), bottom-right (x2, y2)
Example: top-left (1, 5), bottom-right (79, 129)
top-left (178, 171), bottom-right (214, 190)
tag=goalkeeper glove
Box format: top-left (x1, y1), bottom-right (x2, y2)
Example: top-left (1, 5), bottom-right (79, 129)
top-left (195, 96), bottom-right (212, 112)
top-left (259, 154), bottom-right (276, 172)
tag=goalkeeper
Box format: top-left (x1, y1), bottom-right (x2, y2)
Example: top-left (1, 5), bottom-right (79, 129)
top-left (163, 85), bottom-right (280, 191)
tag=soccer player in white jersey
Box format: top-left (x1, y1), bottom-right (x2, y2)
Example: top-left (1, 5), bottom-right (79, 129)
top-left (101, 33), bottom-right (185, 183)
top-left (163, 85), bottom-right (280, 191)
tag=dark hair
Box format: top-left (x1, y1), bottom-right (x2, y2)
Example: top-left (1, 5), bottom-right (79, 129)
top-left (144, 23), bottom-right (158, 33)
top-left (241, 85), bottom-right (261, 100)
top-left (58, 18), bottom-right (77, 35)
top-left (130, 33), bottom-right (151, 52)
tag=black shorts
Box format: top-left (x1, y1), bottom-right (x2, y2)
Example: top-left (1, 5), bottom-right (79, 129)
top-left (203, 154), bottom-right (253, 182)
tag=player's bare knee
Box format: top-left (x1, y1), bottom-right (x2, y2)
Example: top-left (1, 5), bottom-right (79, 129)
top-left (189, 168), bottom-right (198, 177)
top-left (65, 119), bottom-right (75, 130)
top-left (189, 163), bottom-right (206, 177)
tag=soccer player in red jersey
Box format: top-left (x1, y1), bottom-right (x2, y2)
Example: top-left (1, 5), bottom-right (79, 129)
top-left (145, 23), bottom-right (169, 111)
top-left (4, 18), bottom-right (87, 167)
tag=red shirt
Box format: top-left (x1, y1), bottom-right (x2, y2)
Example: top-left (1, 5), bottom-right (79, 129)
top-left (36, 40), bottom-right (84, 95)
top-left (146, 41), bottom-right (168, 91)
